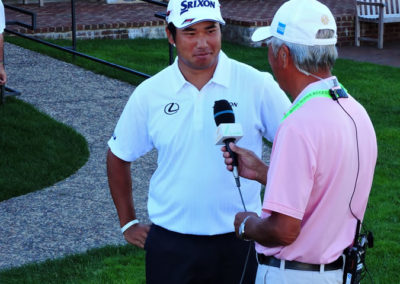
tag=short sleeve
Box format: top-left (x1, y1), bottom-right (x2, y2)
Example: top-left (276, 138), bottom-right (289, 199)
top-left (262, 122), bottom-right (316, 220)
top-left (107, 89), bottom-right (153, 162)
top-left (0, 0), bottom-right (5, 33)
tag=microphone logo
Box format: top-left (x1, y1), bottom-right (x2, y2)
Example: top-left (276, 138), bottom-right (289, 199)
top-left (164, 103), bottom-right (180, 115)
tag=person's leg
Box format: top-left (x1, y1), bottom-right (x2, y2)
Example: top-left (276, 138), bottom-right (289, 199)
top-left (145, 224), bottom-right (220, 284)
top-left (217, 234), bottom-right (258, 284)
top-left (255, 264), bottom-right (269, 284)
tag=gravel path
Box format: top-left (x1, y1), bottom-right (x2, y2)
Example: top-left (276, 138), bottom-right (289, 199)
top-left (0, 43), bottom-right (156, 270)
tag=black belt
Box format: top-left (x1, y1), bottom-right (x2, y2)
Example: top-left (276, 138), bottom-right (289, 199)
top-left (257, 254), bottom-right (343, 271)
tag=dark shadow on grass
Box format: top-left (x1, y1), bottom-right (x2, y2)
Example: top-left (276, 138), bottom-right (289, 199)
top-left (0, 97), bottom-right (89, 201)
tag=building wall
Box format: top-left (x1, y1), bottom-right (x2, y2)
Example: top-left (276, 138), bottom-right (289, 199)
top-left (6, 2), bottom-right (400, 46)
top-left (14, 18), bottom-right (400, 47)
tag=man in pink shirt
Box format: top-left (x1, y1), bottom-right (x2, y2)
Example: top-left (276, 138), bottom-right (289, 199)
top-left (222, 0), bottom-right (377, 283)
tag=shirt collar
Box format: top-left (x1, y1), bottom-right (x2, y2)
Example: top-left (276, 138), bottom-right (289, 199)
top-left (293, 76), bottom-right (338, 105)
top-left (170, 57), bottom-right (187, 93)
top-left (170, 50), bottom-right (231, 93)
top-left (211, 51), bottom-right (231, 88)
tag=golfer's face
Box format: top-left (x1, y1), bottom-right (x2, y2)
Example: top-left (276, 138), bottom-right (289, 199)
top-left (174, 21), bottom-right (222, 71)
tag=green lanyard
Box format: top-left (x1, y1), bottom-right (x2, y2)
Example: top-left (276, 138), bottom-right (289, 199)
top-left (281, 90), bottom-right (330, 122)
top-left (281, 86), bottom-right (347, 122)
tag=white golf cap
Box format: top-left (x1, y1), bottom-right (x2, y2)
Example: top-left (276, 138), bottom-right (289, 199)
top-left (166, 0), bottom-right (225, 29)
top-left (251, 0), bottom-right (337, 46)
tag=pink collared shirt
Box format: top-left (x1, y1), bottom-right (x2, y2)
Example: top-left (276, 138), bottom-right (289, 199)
top-left (256, 78), bottom-right (377, 264)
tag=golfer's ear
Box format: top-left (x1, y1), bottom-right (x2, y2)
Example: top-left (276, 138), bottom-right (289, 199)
top-left (166, 26), bottom-right (176, 46)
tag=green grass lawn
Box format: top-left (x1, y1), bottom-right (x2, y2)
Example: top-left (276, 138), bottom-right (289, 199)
top-left (0, 245), bottom-right (146, 284)
top-left (0, 97), bottom-right (89, 201)
top-left (2, 37), bottom-right (399, 283)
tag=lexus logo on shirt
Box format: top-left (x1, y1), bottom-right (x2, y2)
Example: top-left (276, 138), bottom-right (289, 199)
top-left (164, 103), bottom-right (180, 115)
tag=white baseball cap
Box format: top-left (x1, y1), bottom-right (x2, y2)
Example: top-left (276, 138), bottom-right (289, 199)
top-left (166, 0), bottom-right (225, 29)
top-left (251, 0), bottom-right (337, 46)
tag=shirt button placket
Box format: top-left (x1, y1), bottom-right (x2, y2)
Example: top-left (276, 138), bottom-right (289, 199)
top-left (193, 90), bottom-right (204, 131)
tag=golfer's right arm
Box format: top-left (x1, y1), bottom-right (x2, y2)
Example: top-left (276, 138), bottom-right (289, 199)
top-left (107, 149), bottom-right (150, 248)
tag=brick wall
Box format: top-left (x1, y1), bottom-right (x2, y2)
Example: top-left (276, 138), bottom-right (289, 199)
top-left (7, 13), bottom-right (400, 46)
top-left (336, 15), bottom-right (400, 47)
top-left (336, 15), bottom-right (355, 46)
top-left (19, 25), bottom-right (167, 40)
top-left (356, 22), bottom-right (400, 44)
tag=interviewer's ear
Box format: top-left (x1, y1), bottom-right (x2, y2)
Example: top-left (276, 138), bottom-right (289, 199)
top-left (278, 45), bottom-right (290, 68)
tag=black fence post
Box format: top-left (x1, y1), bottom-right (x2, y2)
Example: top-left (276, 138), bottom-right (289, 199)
top-left (71, 0), bottom-right (77, 51)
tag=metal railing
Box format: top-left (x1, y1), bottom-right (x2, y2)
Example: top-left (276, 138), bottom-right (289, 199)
top-left (4, 0), bottom-right (171, 83)
top-left (4, 4), bottom-right (36, 30)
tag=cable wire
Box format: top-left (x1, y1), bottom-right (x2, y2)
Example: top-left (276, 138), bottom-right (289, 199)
top-left (335, 100), bottom-right (361, 223)
top-left (235, 181), bottom-right (252, 284)
top-left (236, 183), bottom-right (247, 212)
top-left (336, 99), bottom-right (374, 283)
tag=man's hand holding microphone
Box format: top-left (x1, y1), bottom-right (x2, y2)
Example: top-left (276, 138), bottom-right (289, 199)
top-left (221, 142), bottom-right (268, 186)
top-left (214, 99), bottom-right (270, 241)
top-left (213, 99), bottom-right (268, 186)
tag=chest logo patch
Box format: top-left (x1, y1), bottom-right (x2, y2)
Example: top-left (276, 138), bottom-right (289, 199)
top-left (164, 102), bottom-right (180, 115)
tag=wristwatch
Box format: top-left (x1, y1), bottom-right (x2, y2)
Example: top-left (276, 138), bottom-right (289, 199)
top-left (238, 216), bottom-right (252, 241)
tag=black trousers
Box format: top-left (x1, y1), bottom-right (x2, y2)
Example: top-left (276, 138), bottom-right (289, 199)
top-left (145, 224), bottom-right (257, 284)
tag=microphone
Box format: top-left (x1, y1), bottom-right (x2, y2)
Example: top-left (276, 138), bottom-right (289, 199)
top-left (213, 100), bottom-right (243, 187)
